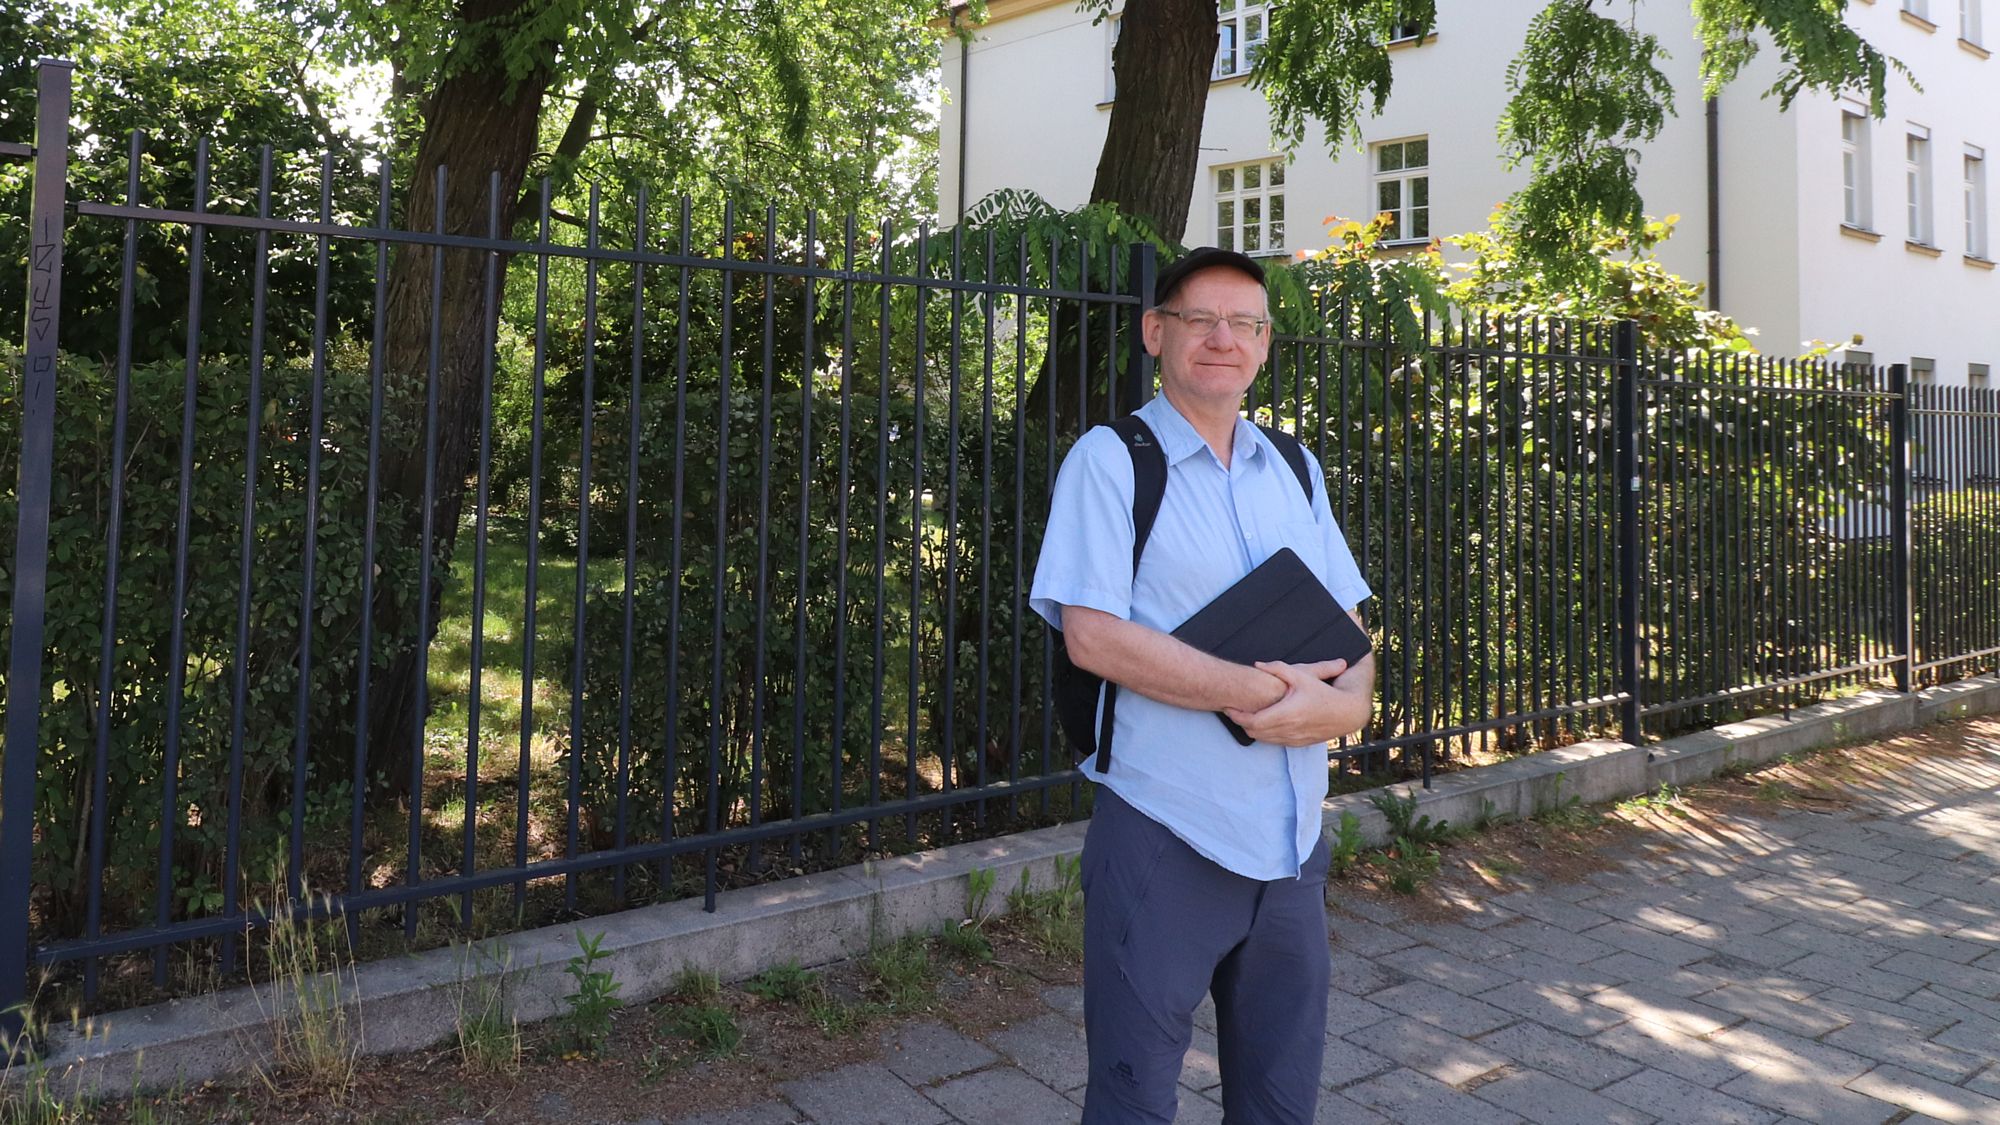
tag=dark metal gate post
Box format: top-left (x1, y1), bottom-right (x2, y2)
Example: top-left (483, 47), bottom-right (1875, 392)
top-left (1888, 362), bottom-right (1914, 692)
top-left (1, 57), bottom-right (73, 1057)
top-left (1613, 320), bottom-right (1643, 746)
top-left (1120, 242), bottom-right (1157, 411)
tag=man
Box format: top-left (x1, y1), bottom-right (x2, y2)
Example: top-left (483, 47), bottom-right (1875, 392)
top-left (1030, 247), bottom-right (1375, 1123)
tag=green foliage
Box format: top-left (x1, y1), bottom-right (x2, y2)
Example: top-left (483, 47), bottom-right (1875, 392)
top-left (671, 968), bottom-right (721, 1003)
top-left (1913, 486), bottom-right (2000, 675)
top-left (1379, 836), bottom-right (1441, 895)
top-left (1255, 0), bottom-right (1436, 153)
top-left (559, 930), bottom-right (621, 1056)
top-left (1329, 811), bottom-right (1365, 878)
top-left (1, 0), bottom-right (380, 365)
top-left (657, 1001), bottom-right (741, 1058)
top-left (861, 933), bottom-right (936, 1012)
top-left (1368, 789), bottom-right (1451, 848)
top-left (744, 961), bottom-right (817, 1004)
top-left (1532, 771), bottom-right (1601, 828)
top-left (0, 345), bottom-right (423, 944)
top-left (1444, 211), bottom-right (1754, 356)
top-left (1006, 854), bottom-right (1084, 960)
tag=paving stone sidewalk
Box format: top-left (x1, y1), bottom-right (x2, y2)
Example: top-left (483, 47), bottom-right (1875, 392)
top-left (668, 727), bottom-right (2000, 1124)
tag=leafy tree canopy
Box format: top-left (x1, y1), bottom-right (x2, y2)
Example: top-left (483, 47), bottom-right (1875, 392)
top-left (1077, 0), bottom-right (1904, 286)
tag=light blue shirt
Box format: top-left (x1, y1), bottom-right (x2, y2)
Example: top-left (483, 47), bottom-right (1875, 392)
top-left (1030, 394), bottom-right (1373, 881)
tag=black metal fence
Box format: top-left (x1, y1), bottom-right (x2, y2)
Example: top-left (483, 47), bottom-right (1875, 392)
top-left (5, 60), bottom-right (1999, 1038)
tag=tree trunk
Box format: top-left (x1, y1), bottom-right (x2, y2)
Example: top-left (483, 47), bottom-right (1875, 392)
top-left (1089, 0), bottom-right (1218, 242)
top-left (362, 0), bottom-right (560, 802)
top-left (1022, 0), bottom-right (1216, 436)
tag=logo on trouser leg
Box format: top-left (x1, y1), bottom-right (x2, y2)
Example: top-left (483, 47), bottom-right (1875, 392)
top-left (1111, 1061), bottom-right (1137, 1086)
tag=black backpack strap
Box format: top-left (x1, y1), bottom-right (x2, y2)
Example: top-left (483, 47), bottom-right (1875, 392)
top-left (1258, 423), bottom-right (1315, 504)
top-left (1095, 416), bottom-right (1167, 772)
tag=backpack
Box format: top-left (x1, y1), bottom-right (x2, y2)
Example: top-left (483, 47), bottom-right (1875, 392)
top-left (1051, 415), bottom-right (1316, 773)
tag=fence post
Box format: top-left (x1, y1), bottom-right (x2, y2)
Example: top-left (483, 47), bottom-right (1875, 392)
top-left (1888, 362), bottom-right (1914, 692)
top-left (1120, 242), bottom-right (1157, 411)
top-left (1613, 320), bottom-right (1643, 747)
top-left (1, 58), bottom-right (72, 1059)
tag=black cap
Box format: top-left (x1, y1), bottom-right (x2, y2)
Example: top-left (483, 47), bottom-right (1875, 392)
top-left (1153, 246), bottom-right (1265, 307)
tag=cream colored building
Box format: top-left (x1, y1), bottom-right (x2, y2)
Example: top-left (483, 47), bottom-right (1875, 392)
top-left (940, 0), bottom-right (1998, 383)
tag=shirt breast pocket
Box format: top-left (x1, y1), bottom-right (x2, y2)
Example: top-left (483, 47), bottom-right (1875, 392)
top-left (1263, 521), bottom-right (1332, 592)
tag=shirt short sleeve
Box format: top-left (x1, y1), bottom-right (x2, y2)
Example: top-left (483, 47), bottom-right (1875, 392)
top-left (1030, 428), bottom-right (1137, 630)
top-left (1307, 457), bottom-right (1373, 611)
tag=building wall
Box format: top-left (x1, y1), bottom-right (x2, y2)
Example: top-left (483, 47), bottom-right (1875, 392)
top-left (1791, 0), bottom-right (1999, 382)
top-left (941, 0), bottom-right (1997, 380)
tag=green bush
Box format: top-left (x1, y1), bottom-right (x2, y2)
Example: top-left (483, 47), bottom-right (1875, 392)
top-left (0, 344), bottom-right (422, 942)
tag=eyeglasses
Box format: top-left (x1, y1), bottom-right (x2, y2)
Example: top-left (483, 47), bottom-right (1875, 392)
top-left (1156, 308), bottom-right (1269, 339)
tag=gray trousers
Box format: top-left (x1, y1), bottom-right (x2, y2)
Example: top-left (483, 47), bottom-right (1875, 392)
top-left (1080, 785), bottom-right (1332, 1124)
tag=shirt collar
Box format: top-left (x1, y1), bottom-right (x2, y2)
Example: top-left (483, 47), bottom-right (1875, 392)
top-left (1138, 394), bottom-right (1266, 470)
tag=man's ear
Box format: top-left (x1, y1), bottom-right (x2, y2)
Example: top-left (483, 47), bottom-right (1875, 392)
top-left (1141, 308), bottom-right (1165, 357)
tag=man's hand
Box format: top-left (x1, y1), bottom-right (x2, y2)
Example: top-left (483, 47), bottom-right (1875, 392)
top-left (1223, 656), bottom-right (1372, 747)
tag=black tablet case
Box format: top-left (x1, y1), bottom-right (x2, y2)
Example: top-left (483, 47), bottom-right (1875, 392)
top-left (1170, 547), bottom-right (1373, 745)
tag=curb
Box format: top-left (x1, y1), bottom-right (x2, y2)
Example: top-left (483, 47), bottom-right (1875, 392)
top-left (17, 673), bottom-right (2000, 1096)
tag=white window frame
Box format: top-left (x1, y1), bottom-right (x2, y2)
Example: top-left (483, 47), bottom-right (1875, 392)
top-left (1214, 0), bottom-right (1269, 79)
top-left (1905, 0), bottom-right (1932, 20)
top-left (1213, 157), bottom-right (1287, 258)
top-left (1968, 146), bottom-right (1991, 258)
top-left (1105, 14), bottom-right (1120, 102)
top-left (1966, 0), bottom-right (1986, 44)
top-left (1372, 137), bottom-right (1432, 243)
top-left (1842, 109), bottom-right (1874, 229)
top-left (1208, 158), bottom-right (1288, 256)
top-left (1908, 127), bottom-right (1935, 246)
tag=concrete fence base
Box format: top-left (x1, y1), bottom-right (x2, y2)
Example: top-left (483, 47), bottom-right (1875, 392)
top-left (12, 673), bottom-right (1999, 1098)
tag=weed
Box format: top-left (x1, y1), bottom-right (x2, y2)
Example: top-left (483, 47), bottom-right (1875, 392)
top-left (558, 930), bottom-right (622, 1057)
top-left (806, 991), bottom-right (875, 1039)
top-left (1755, 779), bottom-right (1793, 804)
top-left (1473, 856), bottom-right (1526, 878)
top-left (942, 867), bottom-right (999, 962)
top-left (1329, 811), bottom-right (1365, 878)
top-left (252, 887), bottom-right (362, 1097)
top-left (1717, 756), bottom-right (1754, 780)
top-left (671, 968), bottom-right (721, 1004)
top-left (863, 934), bottom-right (938, 1012)
top-left (745, 962), bottom-right (817, 1005)
top-left (1471, 797), bottom-right (1515, 831)
top-left (0, 1003), bottom-right (87, 1125)
top-left (452, 941), bottom-right (520, 1075)
top-left (1369, 789), bottom-right (1451, 847)
top-left (1006, 855), bottom-right (1084, 960)
top-left (658, 1003), bottom-right (741, 1058)
top-left (965, 867), bottom-right (997, 925)
top-left (938, 920), bottom-right (994, 963)
top-left (1531, 771), bottom-right (1600, 828)
top-left (1618, 782), bottom-right (1687, 816)
top-left (1381, 837), bottom-right (1442, 895)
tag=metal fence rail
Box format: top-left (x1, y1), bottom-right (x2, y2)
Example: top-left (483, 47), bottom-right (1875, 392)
top-left (1912, 380), bottom-right (2000, 681)
top-left (4, 60), bottom-right (1999, 1041)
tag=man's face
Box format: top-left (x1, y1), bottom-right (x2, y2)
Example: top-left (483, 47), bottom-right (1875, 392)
top-left (1142, 266), bottom-right (1271, 411)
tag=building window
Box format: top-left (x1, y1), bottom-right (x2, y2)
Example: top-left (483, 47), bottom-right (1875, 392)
top-left (1908, 129), bottom-right (1935, 245)
top-left (1912, 356), bottom-right (1936, 381)
top-left (1905, 0), bottom-right (1932, 20)
top-left (1971, 362), bottom-right (1991, 380)
top-left (1215, 158), bottom-right (1286, 256)
top-left (1842, 111), bottom-right (1873, 229)
top-left (1843, 349), bottom-right (1876, 372)
top-left (1967, 0), bottom-right (1986, 43)
top-left (1389, 10), bottom-right (1428, 42)
top-left (1373, 137), bottom-right (1431, 242)
top-left (1969, 147), bottom-right (1991, 258)
top-left (1214, 0), bottom-right (1268, 79)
